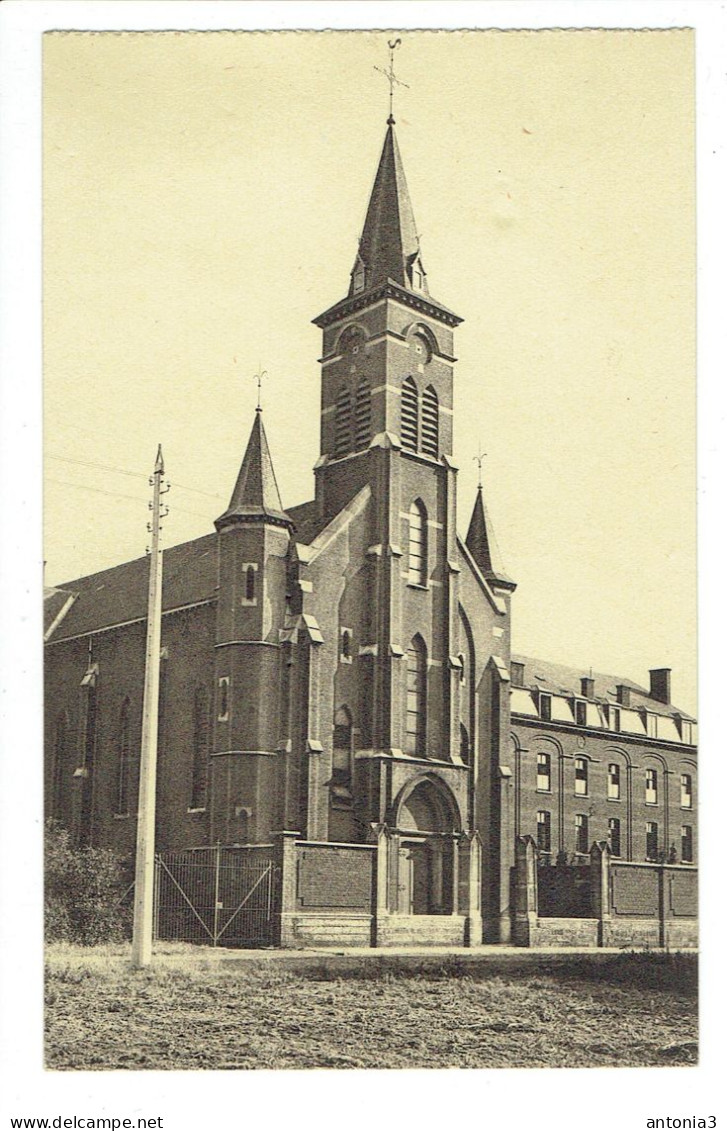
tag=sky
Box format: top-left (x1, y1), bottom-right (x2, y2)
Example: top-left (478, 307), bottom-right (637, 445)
top-left (43, 28), bottom-right (696, 712)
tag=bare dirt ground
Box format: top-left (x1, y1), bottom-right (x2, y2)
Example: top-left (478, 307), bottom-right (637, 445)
top-left (44, 945), bottom-right (698, 1070)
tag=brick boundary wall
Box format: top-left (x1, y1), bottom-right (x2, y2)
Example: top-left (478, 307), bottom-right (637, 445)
top-left (513, 836), bottom-right (697, 948)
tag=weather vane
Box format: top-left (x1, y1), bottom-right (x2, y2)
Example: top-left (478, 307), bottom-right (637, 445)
top-left (473, 445), bottom-right (487, 489)
top-left (374, 38), bottom-right (408, 124)
top-left (254, 366), bottom-right (267, 410)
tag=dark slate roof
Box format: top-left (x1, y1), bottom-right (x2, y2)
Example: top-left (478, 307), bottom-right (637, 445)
top-left (354, 122), bottom-right (423, 295)
top-left (216, 409), bottom-right (291, 529)
top-left (44, 587), bottom-right (76, 637)
top-left (465, 486), bottom-right (515, 590)
top-left (511, 653), bottom-right (696, 721)
top-left (46, 532), bottom-right (218, 643)
top-left (287, 499), bottom-right (329, 546)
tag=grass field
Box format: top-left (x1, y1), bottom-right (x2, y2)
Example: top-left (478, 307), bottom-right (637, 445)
top-left (45, 945), bottom-right (698, 1070)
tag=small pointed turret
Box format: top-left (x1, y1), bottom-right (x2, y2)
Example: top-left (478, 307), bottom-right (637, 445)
top-left (216, 409), bottom-right (291, 531)
top-left (466, 486), bottom-right (516, 591)
top-left (350, 121), bottom-right (428, 297)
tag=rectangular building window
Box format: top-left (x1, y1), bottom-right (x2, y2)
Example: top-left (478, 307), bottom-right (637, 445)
top-left (646, 821), bottom-right (659, 861)
top-left (680, 773), bottom-right (692, 809)
top-left (681, 825), bottom-right (693, 863)
top-left (646, 713), bottom-right (658, 738)
top-left (681, 720), bottom-right (693, 744)
top-left (645, 768), bottom-right (658, 805)
top-left (217, 676), bottom-right (230, 722)
top-left (575, 813), bottom-right (589, 855)
top-left (575, 700), bottom-right (587, 727)
top-left (537, 752), bottom-right (551, 792)
top-left (537, 810), bottom-right (551, 854)
top-left (539, 694), bottom-right (552, 721)
top-left (608, 817), bottom-right (621, 857)
top-left (608, 762), bottom-right (621, 800)
top-left (574, 756), bottom-right (588, 796)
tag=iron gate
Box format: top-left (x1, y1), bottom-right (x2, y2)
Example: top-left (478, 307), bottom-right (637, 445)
top-left (154, 845), bottom-right (278, 947)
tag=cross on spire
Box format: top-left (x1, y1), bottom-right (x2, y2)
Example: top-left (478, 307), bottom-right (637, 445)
top-left (253, 367), bottom-right (268, 411)
top-left (374, 38), bottom-right (408, 125)
top-left (473, 445), bottom-right (487, 489)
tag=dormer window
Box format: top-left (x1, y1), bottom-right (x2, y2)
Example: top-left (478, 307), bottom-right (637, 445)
top-left (539, 694), bottom-right (552, 722)
top-left (575, 700), bottom-right (587, 727)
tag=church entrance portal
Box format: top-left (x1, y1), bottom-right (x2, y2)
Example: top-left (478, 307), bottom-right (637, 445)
top-left (395, 779), bottom-right (458, 916)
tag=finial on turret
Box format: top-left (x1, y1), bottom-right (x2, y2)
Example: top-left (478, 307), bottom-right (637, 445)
top-left (375, 38), bottom-right (408, 125)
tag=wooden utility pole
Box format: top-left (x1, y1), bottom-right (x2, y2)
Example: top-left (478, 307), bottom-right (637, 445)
top-left (132, 445), bottom-right (166, 967)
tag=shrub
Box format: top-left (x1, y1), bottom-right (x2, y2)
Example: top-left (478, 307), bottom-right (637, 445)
top-left (45, 821), bottom-right (132, 945)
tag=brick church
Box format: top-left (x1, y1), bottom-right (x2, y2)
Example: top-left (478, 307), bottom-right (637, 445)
top-left (44, 108), bottom-right (698, 947)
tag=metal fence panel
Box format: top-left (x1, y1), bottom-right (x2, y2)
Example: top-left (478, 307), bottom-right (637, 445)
top-left (154, 845), bottom-right (278, 947)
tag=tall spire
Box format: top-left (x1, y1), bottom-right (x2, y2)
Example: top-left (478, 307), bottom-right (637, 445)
top-left (465, 485), bottom-right (516, 592)
top-left (349, 122), bottom-right (427, 297)
top-left (216, 410), bottom-right (291, 531)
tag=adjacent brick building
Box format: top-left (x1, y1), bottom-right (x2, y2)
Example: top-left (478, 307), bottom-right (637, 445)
top-left (44, 112), bottom-right (697, 946)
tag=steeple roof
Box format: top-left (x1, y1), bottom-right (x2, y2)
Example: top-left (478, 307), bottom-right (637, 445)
top-left (350, 121), bottom-right (427, 297)
top-left (216, 409), bottom-right (291, 531)
top-left (465, 486), bottom-right (516, 591)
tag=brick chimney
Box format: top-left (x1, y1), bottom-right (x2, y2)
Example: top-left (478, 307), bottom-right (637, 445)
top-left (616, 684), bottom-right (631, 707)
top-left (580, 676), bottom-right (594, 699)
top-left (649, 668), bottom-right (672, 704)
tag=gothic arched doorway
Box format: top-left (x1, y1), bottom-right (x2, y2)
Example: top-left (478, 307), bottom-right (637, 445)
top-left (394, 777), bottom-right (459, 916)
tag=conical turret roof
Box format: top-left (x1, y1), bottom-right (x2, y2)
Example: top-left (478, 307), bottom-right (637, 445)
top-left (216, 409), bottom-right (291, 530)
top-left (465, 486), bottom-right (516, 591)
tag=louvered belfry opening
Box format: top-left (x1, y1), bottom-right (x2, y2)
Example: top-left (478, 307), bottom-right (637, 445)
top-left (401, 376), bottom-right (419, 451)
top-left (335, 386), bottom-right (353, 457)
top-left (421, 385), bottom-right (439, 457)
top-left (354, 378), bottom-right (371, 451)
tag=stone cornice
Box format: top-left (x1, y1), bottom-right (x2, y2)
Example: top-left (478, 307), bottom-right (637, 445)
top-left (313, 280), bottom-right (463, 330)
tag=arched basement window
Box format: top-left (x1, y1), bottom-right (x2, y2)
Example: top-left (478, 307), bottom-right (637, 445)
top-left (421, 385), bottom-right (439, 457)
top-left (405, 636), bottom-right (427, 756)
top-left (191, 687), bottom-right (210, 810)
top-left (408, 500), bottom-right (427, 585)
top-left (354, 378), bottom-right (371, 451)
top-left (401, 377), bottom-right (419, 452)
top-left (335, 387), bottom-right (353, 458)
top-left (116, 698), bottom-right (131, 817)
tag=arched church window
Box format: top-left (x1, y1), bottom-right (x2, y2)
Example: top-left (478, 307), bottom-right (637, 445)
top-left (405, 636), bottom-right (427, 756)
top-left (459, 723), bottom-right (470, 765)
top-left (335, 386), bottom-right (353, 458)
top-left (51, 711), bottom-right (67, 819)
top-left (245, 564), bottom-right (256, 603)
top-left (352, 262), bottom-right (365, 295)
top-left (116, 698), bottom-right (131, 817)
top-left (191, 687), bottom-right (210, 810)
top-left (340, 627), bottom-right (353, 664)
top-left (408, 500), bottom-right (427, 586)
top-left (401, 377), bottom-right (419, 452)
top-left (421, 385), bottom-right (439, 457)
top-left (354, 378), bottom-right (371, 451)
top-left (331, 707), bottom-right (354, 807)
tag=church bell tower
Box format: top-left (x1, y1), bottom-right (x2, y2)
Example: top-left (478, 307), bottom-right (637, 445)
top-left (312, 111), bottom-right (467, 769)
